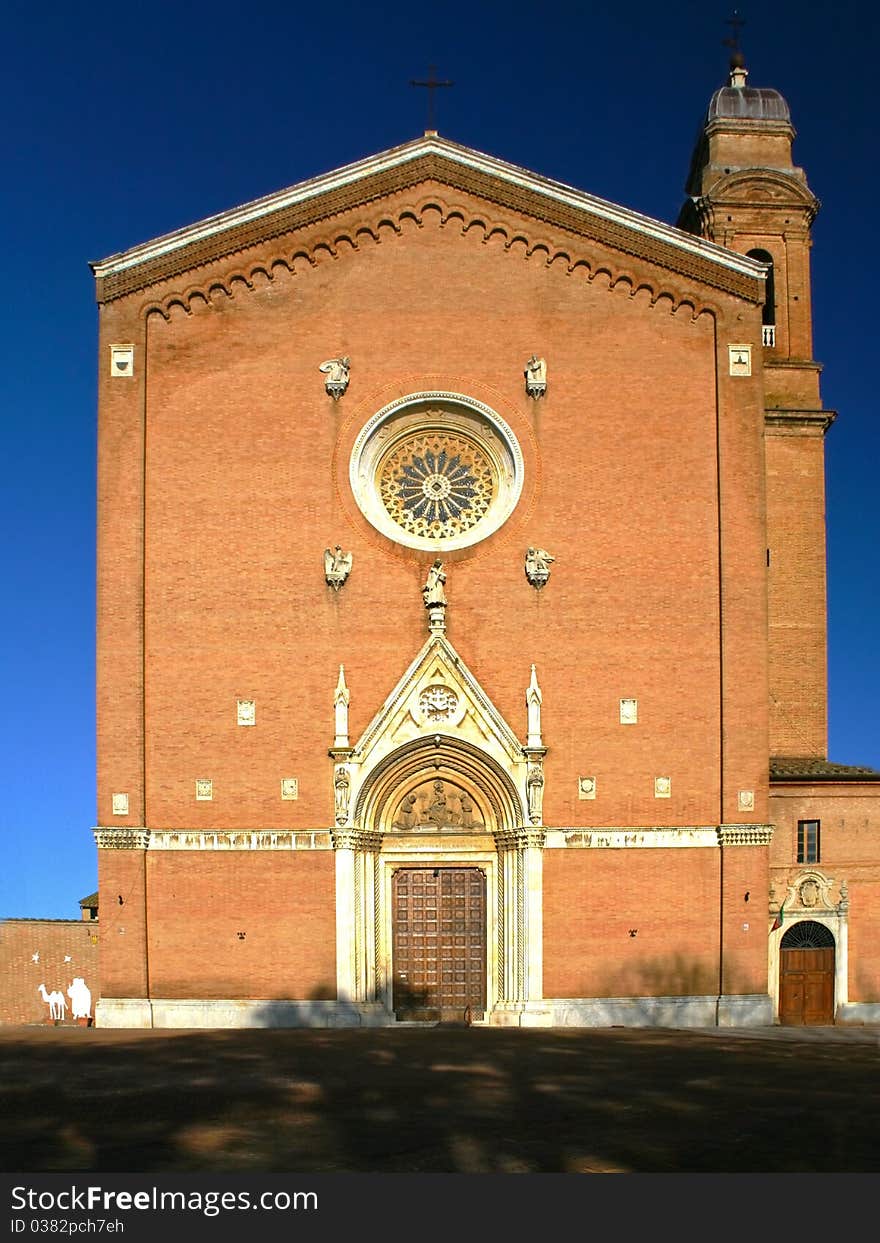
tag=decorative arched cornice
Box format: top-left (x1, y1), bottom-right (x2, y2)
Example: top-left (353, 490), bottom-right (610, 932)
top-left (142, 199), bottom-right (723, 324)
top-left (706, 168), bottom-right (818, 207)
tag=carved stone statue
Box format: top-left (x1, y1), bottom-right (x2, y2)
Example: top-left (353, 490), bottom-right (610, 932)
top-left (525, 354), bottom-right (547, 398)
top-left (525, 546), bottom-right (555, 588)
top-left (393, 792), bottom-right (418, 830)
top-left (319, 356), bottom-right (350, 399)
top-left (422, 559), bottom-right (447, 607)
top-left (324, 545), bottom-right (353, 591)
top-left (334, 764), bottom-right (351, 824)
top-left (459, 792), bottom-right (476, 829)
top-left (426, 779), bottom-right (449, 826)
top-left (527, 763), bottom-right (544, 823)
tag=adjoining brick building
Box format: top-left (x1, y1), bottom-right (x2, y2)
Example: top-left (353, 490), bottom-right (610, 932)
top-left (0, 896), bottom-right (100, 1026)
top-left (89, 55), bottom-right (880, 1029)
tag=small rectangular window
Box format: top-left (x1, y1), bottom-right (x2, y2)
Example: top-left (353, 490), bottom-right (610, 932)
top-left (797, 819), bottom-right (820, 863)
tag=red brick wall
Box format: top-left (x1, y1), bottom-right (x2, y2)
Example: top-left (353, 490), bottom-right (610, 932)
top-left (144, 852), bottom-right (336, 1000)
top-left (97, 186), bottom-right (769, 837)
top-left (97, 848), bottom-right (147, 998)
top-left (0, 921), bottom-right (100, 1026)
top-left (543, 847), bottom-right (721, 998)
top-left (96, 307), bottom-right (146, 827)
top-left (97, 849), bottom-right (336, 1001)
top-left (765, 433), bottom-right (828, 756)
top-left (847, 879), bottom-right (880, 1003)
top-left (719, 844), bottom-right (772, 995)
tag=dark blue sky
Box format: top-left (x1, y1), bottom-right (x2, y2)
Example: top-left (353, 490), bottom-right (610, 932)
top-left (2, 0), bottom-right (877, 918)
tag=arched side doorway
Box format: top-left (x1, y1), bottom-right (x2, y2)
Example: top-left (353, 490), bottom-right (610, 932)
top-left (779, 921), bottom-right (835, 1025)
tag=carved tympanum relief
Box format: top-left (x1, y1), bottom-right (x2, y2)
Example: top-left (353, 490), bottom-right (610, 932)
top-left (390, 778), bottom-right (484, 832)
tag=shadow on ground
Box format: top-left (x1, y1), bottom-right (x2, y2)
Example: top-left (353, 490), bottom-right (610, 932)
top-left (2, 1026), bottom-right (878, 1173)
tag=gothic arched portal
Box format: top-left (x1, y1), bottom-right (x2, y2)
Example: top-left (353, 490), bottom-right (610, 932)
top-left (334, 735), bottom-right (546, 1024)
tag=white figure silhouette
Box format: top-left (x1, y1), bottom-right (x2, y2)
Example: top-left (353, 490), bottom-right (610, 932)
top-left (67, 978), bottom-right (92, 1020)
top-left (38, 984), bottom-right (66, 1020)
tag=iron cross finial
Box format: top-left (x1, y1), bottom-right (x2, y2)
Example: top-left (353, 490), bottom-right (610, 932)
top-left (410, 64), bottom-right (454, 133)
top-left (723, 9), bottom-right (746, 57)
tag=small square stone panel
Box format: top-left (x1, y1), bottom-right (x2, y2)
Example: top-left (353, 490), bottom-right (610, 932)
top-left (281, 777), bottom-right (299, 801)
top-left (110, 344), bottom-right (135, 377)
top-left (578, 776), bottom-right (597, 800)
top-left (620, 698), bottom-right (638, 724)
top-left (237, 699), bottom-right (256, 726)
top-left (195, 779), bottom-right (213, 801)
top-left (728, 344), bottom-right (752, 377)
top-left (111, 793), bottom-right (129, 816)
top-left (654, 776), bottom-right (671, 798)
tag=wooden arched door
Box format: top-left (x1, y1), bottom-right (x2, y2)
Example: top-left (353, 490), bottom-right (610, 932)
top-left (779, 921), bottom-right (835, 1025)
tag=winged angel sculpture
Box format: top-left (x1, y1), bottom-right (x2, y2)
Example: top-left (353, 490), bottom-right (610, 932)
top-left (319, 356), bottom-right (350, 399)
top-left (324, 545), bottom-right (353, 591)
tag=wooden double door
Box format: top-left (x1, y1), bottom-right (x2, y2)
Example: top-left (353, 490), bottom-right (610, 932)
top-left (779, 946), bottom-right (835, 1025)
top-left (392, 867), bottom-right (487, 1022)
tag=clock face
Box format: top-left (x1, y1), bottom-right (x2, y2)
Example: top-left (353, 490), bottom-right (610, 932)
top-left (350, 393), bottom-right (523, 552)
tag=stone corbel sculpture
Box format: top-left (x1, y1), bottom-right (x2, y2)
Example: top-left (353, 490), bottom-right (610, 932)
top-left (525, 354), bottom-right (547, 398)
top-left (319, 356), bottom-right (350, 399)
top-left (525, 546), bottom-right (554, 589)
top-left (324, 545), bottom-right (352, 591)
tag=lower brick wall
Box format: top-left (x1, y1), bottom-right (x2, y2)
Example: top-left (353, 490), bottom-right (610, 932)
top-left (0, 920), bottom-right (100, 1025)
top-left (143, 852), bottom-right (337, 1000)
top-left (543, 848), bottom-right (722, 998)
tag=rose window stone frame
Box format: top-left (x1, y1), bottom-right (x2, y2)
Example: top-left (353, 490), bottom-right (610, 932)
top-left (349, 392), bottom-right (524, 552)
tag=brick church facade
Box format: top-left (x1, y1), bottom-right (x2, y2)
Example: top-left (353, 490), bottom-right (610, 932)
top-left (90, 56), bottom-right (880, 1028)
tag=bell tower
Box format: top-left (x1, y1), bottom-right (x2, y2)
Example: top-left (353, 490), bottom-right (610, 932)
top-left (679, 52), bottom-right (836, 761)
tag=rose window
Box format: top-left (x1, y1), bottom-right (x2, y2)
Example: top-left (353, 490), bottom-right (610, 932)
top-left (380, 433), bottom-right (494, 540)
top-left (349, 392), bottom-right (524, 552)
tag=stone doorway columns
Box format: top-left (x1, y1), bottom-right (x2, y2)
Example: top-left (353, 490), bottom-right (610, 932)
top-left (332, 821), bottom-right (548, 1025)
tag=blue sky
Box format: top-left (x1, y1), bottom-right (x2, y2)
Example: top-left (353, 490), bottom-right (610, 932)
top-left (2, 0), bottom-right (877, 918)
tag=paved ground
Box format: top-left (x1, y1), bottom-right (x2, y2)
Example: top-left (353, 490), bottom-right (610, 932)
top-left (1, 1024), bottom-right (878, 1173)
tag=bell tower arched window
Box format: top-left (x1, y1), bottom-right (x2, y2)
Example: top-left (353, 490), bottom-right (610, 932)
top-left (748, 248), bottom-right (776, 345)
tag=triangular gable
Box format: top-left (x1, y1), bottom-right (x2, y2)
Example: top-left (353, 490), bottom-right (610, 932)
top-left (351, 631), bottom-right (525, 772)
top-left (91, 134), bottom-right (765, 304)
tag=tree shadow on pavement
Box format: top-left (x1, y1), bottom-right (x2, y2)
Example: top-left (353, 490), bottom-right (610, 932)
top-left (1, 1026), bottom-right (878, 1173)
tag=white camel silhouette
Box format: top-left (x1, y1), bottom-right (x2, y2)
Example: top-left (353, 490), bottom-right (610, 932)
top-left (37, 984), bottom-right (66, 1020)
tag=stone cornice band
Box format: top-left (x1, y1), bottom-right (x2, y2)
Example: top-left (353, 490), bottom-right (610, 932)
top-left (93, 823), bottom-right (773, 850)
